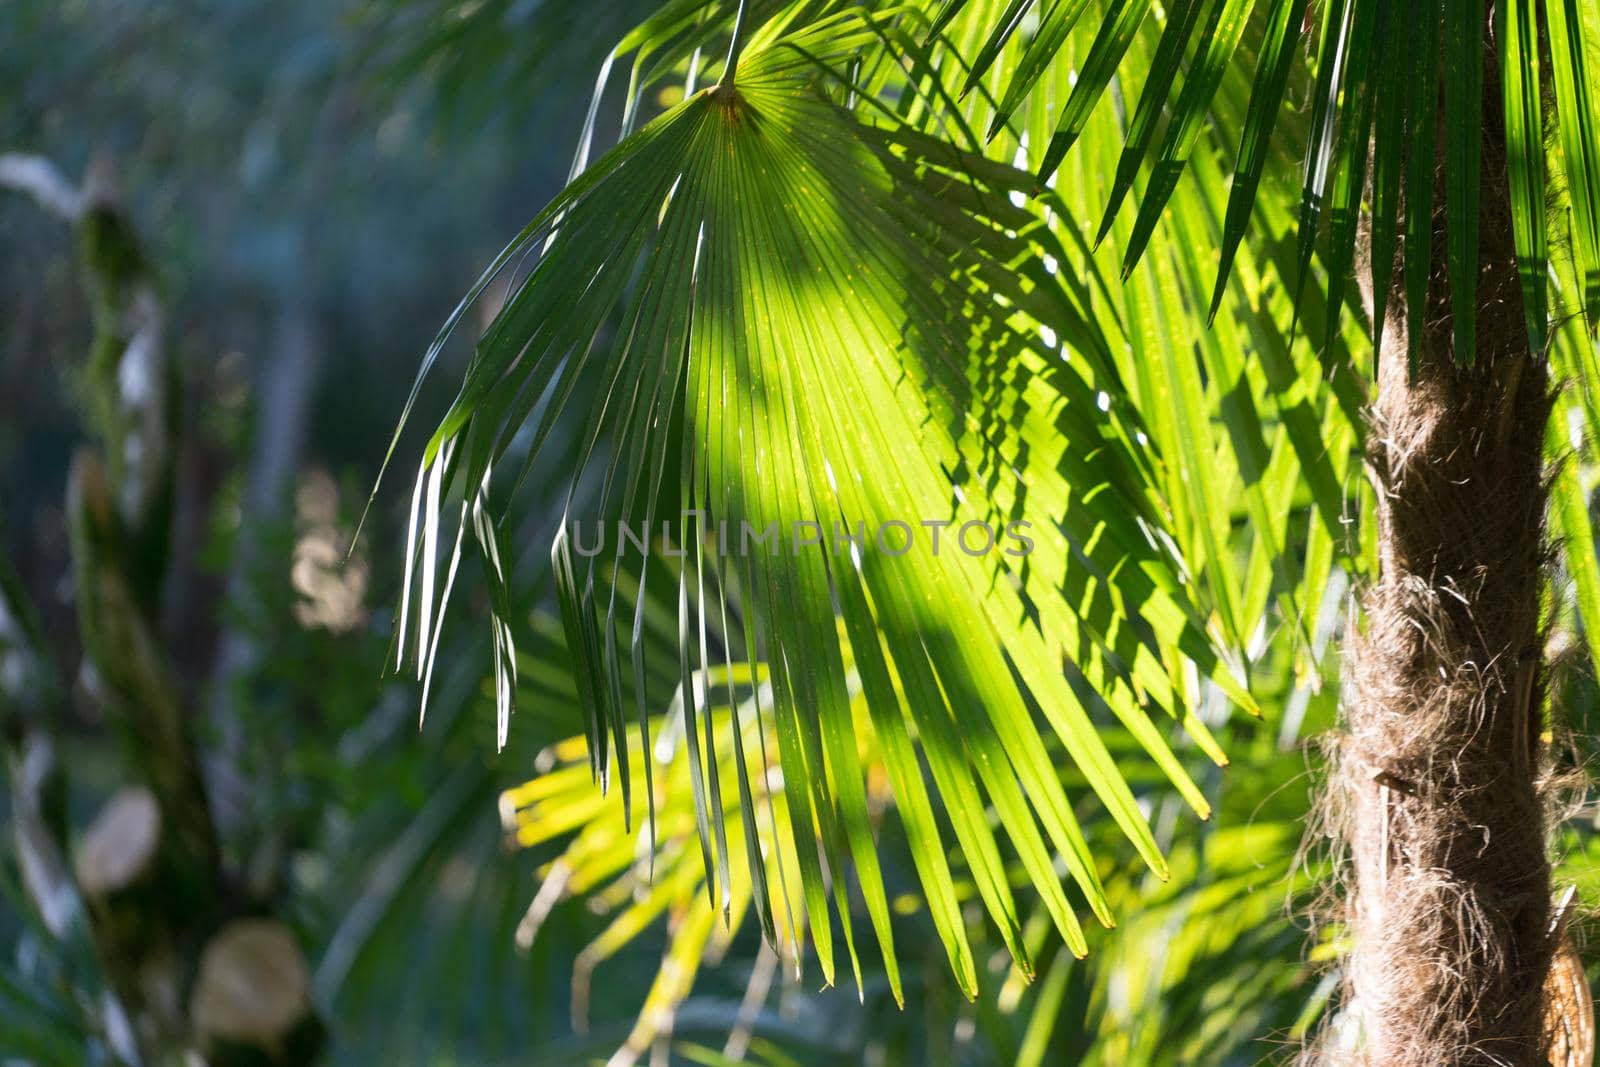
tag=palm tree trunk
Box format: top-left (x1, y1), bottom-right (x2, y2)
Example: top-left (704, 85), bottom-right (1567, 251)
top-left (1339, 40), bottom-right (1554, 1067)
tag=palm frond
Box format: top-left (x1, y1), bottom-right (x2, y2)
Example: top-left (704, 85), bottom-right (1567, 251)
top-left (388, 9), bottom-right (1271, 992)
top-left (949, 0), bottom-right (1600, 357)
top-left (499, 576), bottom-right (1340, 1064)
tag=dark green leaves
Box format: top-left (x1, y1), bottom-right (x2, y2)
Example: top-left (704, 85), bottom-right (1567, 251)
top-left (1118, 0), bottom-right (1254, 276)
top-left (953, 0), bottom-right (1591, 363)
top-left (1209, 0), bottom-right (1307, 321)
top-left (1319, 0), bottom-right (1380, 358)
top-left (1443, 0), bottom-right (1485, 362)
top-left (1091, 0), bottom-right (1205, 249)
top-left (1402, 0), bottom-right (1440, 373)
top-left (1366, 0), bottom-right (1407, 357)
top-left (1290, 0), bottom-right (1353, 323)
top-left (1501, 0), bottom-right (1548, 352)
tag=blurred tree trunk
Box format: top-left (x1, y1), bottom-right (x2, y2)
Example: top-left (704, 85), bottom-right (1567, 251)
top-left (0, 155), bottom-right (322, 1066)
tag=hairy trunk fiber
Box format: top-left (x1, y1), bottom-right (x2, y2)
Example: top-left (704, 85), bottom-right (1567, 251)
top-left (1336, 42), bottom-right (1554, 1067)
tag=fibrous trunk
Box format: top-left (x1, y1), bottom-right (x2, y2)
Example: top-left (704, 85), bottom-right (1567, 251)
top-left (1336, 43), bottom-right (1554, 1067)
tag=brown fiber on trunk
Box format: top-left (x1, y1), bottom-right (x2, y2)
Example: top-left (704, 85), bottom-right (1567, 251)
top-left (1329, 37), bottom-right (1555, 1067)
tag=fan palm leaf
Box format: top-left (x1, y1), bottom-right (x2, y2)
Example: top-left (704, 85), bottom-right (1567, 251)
top-left (382, 7), bottom-right (1307, 993)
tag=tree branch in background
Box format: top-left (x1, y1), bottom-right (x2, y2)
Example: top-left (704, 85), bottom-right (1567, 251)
top-left (0, 152), bottom-right (84, 221)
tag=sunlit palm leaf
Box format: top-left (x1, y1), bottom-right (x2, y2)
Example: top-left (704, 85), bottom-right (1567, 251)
top-left (1546, 0), bottom-right (1600, 326)
top-left (500, 581), bottom-right (1337, 1064)
top-left (388, 10), bottom-right (1254, 991)
top-left (1500, 0), bottom-right (1547, 354)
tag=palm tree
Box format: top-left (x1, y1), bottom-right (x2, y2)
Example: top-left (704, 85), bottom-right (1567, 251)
top-left (385, 0), bottom-right (1600, 1062)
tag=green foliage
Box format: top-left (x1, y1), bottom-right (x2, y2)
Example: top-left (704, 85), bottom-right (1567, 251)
top-left (387, 0), bottom-right (1600, 1058)
top-left (388, 7), bottom-right (1294, 993)
top-left (6, 0), bottom-right (1600, 1061)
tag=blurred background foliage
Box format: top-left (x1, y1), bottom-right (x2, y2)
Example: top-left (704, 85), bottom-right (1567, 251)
top-left (1, 1), bottom-right (1596, 1066)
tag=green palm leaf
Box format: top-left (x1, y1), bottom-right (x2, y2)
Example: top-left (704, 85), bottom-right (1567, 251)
top-left (388, 9), bottom-right (1253, 991)
top-left (385, 0), bottom-right (1600, 1050)
top-left (1500, 0), bottom-right (1547, 354)
top-left (1545, 0), bottom-right (1600, 327)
